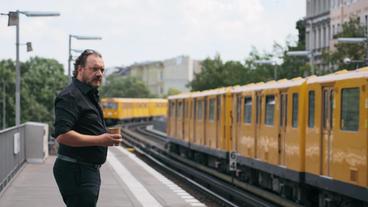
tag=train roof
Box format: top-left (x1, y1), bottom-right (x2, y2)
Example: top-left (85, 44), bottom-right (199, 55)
top-left (101, 98), bottom-right (167, 103)
top-left (168, 87), bottom-right (230, 100)
top-left (307, 67), bottom-right (368, 84)
top-left (232, 77), bottom-right (306, 93)
top-left (168, 67), bottom-right (368, 100)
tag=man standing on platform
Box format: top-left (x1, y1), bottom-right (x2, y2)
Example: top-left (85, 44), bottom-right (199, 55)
top-left (53, 49), bottom-right (122, 207)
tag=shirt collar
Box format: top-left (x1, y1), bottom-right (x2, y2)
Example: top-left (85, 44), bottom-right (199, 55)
top-left (72, 78), bottom-right (95, 95)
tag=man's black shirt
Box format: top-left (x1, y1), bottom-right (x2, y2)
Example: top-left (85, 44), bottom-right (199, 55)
top-left (54, 78), bottom-right (107, 164)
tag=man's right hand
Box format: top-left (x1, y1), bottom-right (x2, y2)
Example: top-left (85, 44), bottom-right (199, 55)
top-left (99, 133), bottom-right (122, 146)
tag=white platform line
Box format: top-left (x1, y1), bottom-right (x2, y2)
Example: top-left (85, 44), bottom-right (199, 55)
top-left (114, 147), bottom-right (206, 207)
top-left (107, 151), bottom-right (162, 207)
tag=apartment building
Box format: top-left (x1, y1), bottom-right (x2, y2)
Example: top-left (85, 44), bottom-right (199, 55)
top-left (330, 0), bottom-right (368, 49)
top-left (113, 56), bottom-right (201, 97)
top-left (305, 0), bottom-right (368, 70)
top-left (305, 0), bottom-right (331, 70)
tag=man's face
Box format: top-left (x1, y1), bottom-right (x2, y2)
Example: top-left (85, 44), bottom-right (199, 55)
top-left (78, 54), bottom-right (105, 88)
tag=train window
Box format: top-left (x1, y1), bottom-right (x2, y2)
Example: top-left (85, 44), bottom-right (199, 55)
top-left (308, 91), bottom-right (315, 128)
top-left (265, 95), bottom-right (275, 125)
top-left (292, 93), bottom-right (299, 128)
top-left (197, 100), bottom-right (203, 120)
top-left (341, 88), bottom-right (359, 131)
top-left (171, 102), bottom-right (175, 117)
top-left (184, 102), bottom-right (188, 118)
top-left (102, 102), bottom-right (117, 110)
top-left (243, 97), bottom-right (252, 123)
top-left (237, 96), bottom-right (241, 122)
top-left (177, 102), bottom-right (183, 117)
top-left (209, 99), bottom-right (215, 121)
top-left (217, 96), bottom-right (221, 121)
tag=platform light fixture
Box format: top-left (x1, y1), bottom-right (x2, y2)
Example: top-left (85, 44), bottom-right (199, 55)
top-left (286, 50), bottom-right (315, 75)
top-left (1, 10), bottom-right (60, 126)
top-left (254, 60), bottom-right (278, 80)
top-left (68, 34), bottom-right (102, 82)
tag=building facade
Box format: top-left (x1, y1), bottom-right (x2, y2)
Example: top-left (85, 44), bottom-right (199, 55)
top-left (305, 0), bottom-right (331, 70)
top-left (113, 55), bottom-right (201, 97)
top-left (330, 0), bottom-right (368, 50)
top-left (162, 56), bottom-right (201, 96)
top-left (305, 0), bottom-right (368, 71)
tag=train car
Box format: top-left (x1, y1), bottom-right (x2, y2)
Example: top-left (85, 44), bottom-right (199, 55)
top-left (304, 68), bottom-right (368, 205)
top-left (101, 98), bottom-right (167, 125)
top-left (168, 88), bottom-right (233, 167)
top-left (167, 67), bottom-right (368, 206)
top-left (232, 77), bottom-right (308, 202)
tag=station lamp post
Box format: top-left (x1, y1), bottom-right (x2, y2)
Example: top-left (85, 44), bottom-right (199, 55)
top-left (337, 37), bottom-right (368, 66)
top-left (254, 60), bottom-right (278, 80)
top-left (1, 10), bottom-right (60, 126)
top-left (68, 35), bottom-right (102, 82)
top-left (286, 50), bottom-right (315, 75)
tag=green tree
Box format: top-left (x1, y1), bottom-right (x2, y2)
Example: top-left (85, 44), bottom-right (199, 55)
top-left (188, 54), bottom-right (227, 91)
top-left (163, 88), bottom-right (181, 98)
top-left (0, 59), bottom-right (16, 128)
top-left (322, 17), bottom-right (366, 70)
top-left (187, 19), bottom-right (310, 92)
top-left (0, 57), bottom-right (67, 132)
top-left (21, 57), bottom-right (68, 132)
top-left (100, 76), bottom-right (153, 98)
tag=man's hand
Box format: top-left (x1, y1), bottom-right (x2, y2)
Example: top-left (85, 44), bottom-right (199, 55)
top-left (99, 133), bottom-right (122, 146)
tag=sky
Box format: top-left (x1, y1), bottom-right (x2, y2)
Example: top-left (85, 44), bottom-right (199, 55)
top-left (0, 0), bottom-right (305, 74)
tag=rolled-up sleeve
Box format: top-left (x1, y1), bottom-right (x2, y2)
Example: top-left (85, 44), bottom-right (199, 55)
top-left (54, 94), bottom-right (79, 138)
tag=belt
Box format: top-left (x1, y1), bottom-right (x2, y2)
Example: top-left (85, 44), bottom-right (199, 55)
top-left (57, 154), bottom-right (101, 169)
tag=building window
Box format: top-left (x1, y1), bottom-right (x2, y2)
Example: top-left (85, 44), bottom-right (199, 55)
top-left (292, 93), bottom-right (299, 128)
top-left (160, 71), bottom-right (163, 81)
top-left (265, 95), bottom-right (275, 126)
top-left (308, 91), bottom-right (315, 128)
top-left (243, 97), bottom-right (252, 123)
top-left (341, 88), bottom-right (359, 131)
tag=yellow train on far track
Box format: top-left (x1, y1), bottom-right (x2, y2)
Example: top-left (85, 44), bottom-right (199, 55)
top-left (101, 98), bottom-right (167, 125)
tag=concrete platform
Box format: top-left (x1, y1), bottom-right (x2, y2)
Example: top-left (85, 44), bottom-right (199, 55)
top-left (0, 146), bottom-right (205, 207)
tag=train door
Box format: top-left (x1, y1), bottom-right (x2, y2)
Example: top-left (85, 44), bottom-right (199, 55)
top-left (255, 92), bottom-right (262, 158)
top-left (193, 98), bottom-right (197, 143)
top-left (278, 92), bottom-right (287, 166)
top-left (321, 87), bottom-right (334, 176)
top-left (203, 98), bottom-right (207, 145)
top-left (216, 95), bottom-right (221, 149)
top-left (176, 100), bottom-right (183, 139)
top-left (172, 99), bottom-right (177, 137)
top-left (206, 97), bottom-right (216, 147)
top-left (182, 101), bottom-right (186, 139)
top-left (235, 95), bottom-right (242, 151)
top-left (184, 99), bottom-right (191, 142)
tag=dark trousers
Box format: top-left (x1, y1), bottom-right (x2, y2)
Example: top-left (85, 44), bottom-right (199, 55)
top-left (53, 158), bottom-right (101, 207)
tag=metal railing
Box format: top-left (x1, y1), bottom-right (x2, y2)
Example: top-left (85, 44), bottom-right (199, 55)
top-left (0, 122), bottom-right (48, 193)
top-left (0, 125), bottom-right (26, 193)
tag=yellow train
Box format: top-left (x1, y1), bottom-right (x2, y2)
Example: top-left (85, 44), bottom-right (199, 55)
top-left (101, 98), bottom-right (167, 125)
top-left (167, 68), bottom-right (368, 206)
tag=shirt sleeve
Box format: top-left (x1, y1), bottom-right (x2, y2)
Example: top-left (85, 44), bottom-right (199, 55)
top-left (53, 94), bottom-right (80, 138)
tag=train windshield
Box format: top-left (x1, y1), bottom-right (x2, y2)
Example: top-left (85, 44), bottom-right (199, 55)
top-left (102, 102), bottom-right (117, 110)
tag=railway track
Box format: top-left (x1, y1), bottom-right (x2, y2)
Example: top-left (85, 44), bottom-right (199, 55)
top-left (119, 121), bottom-right (288, 207)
